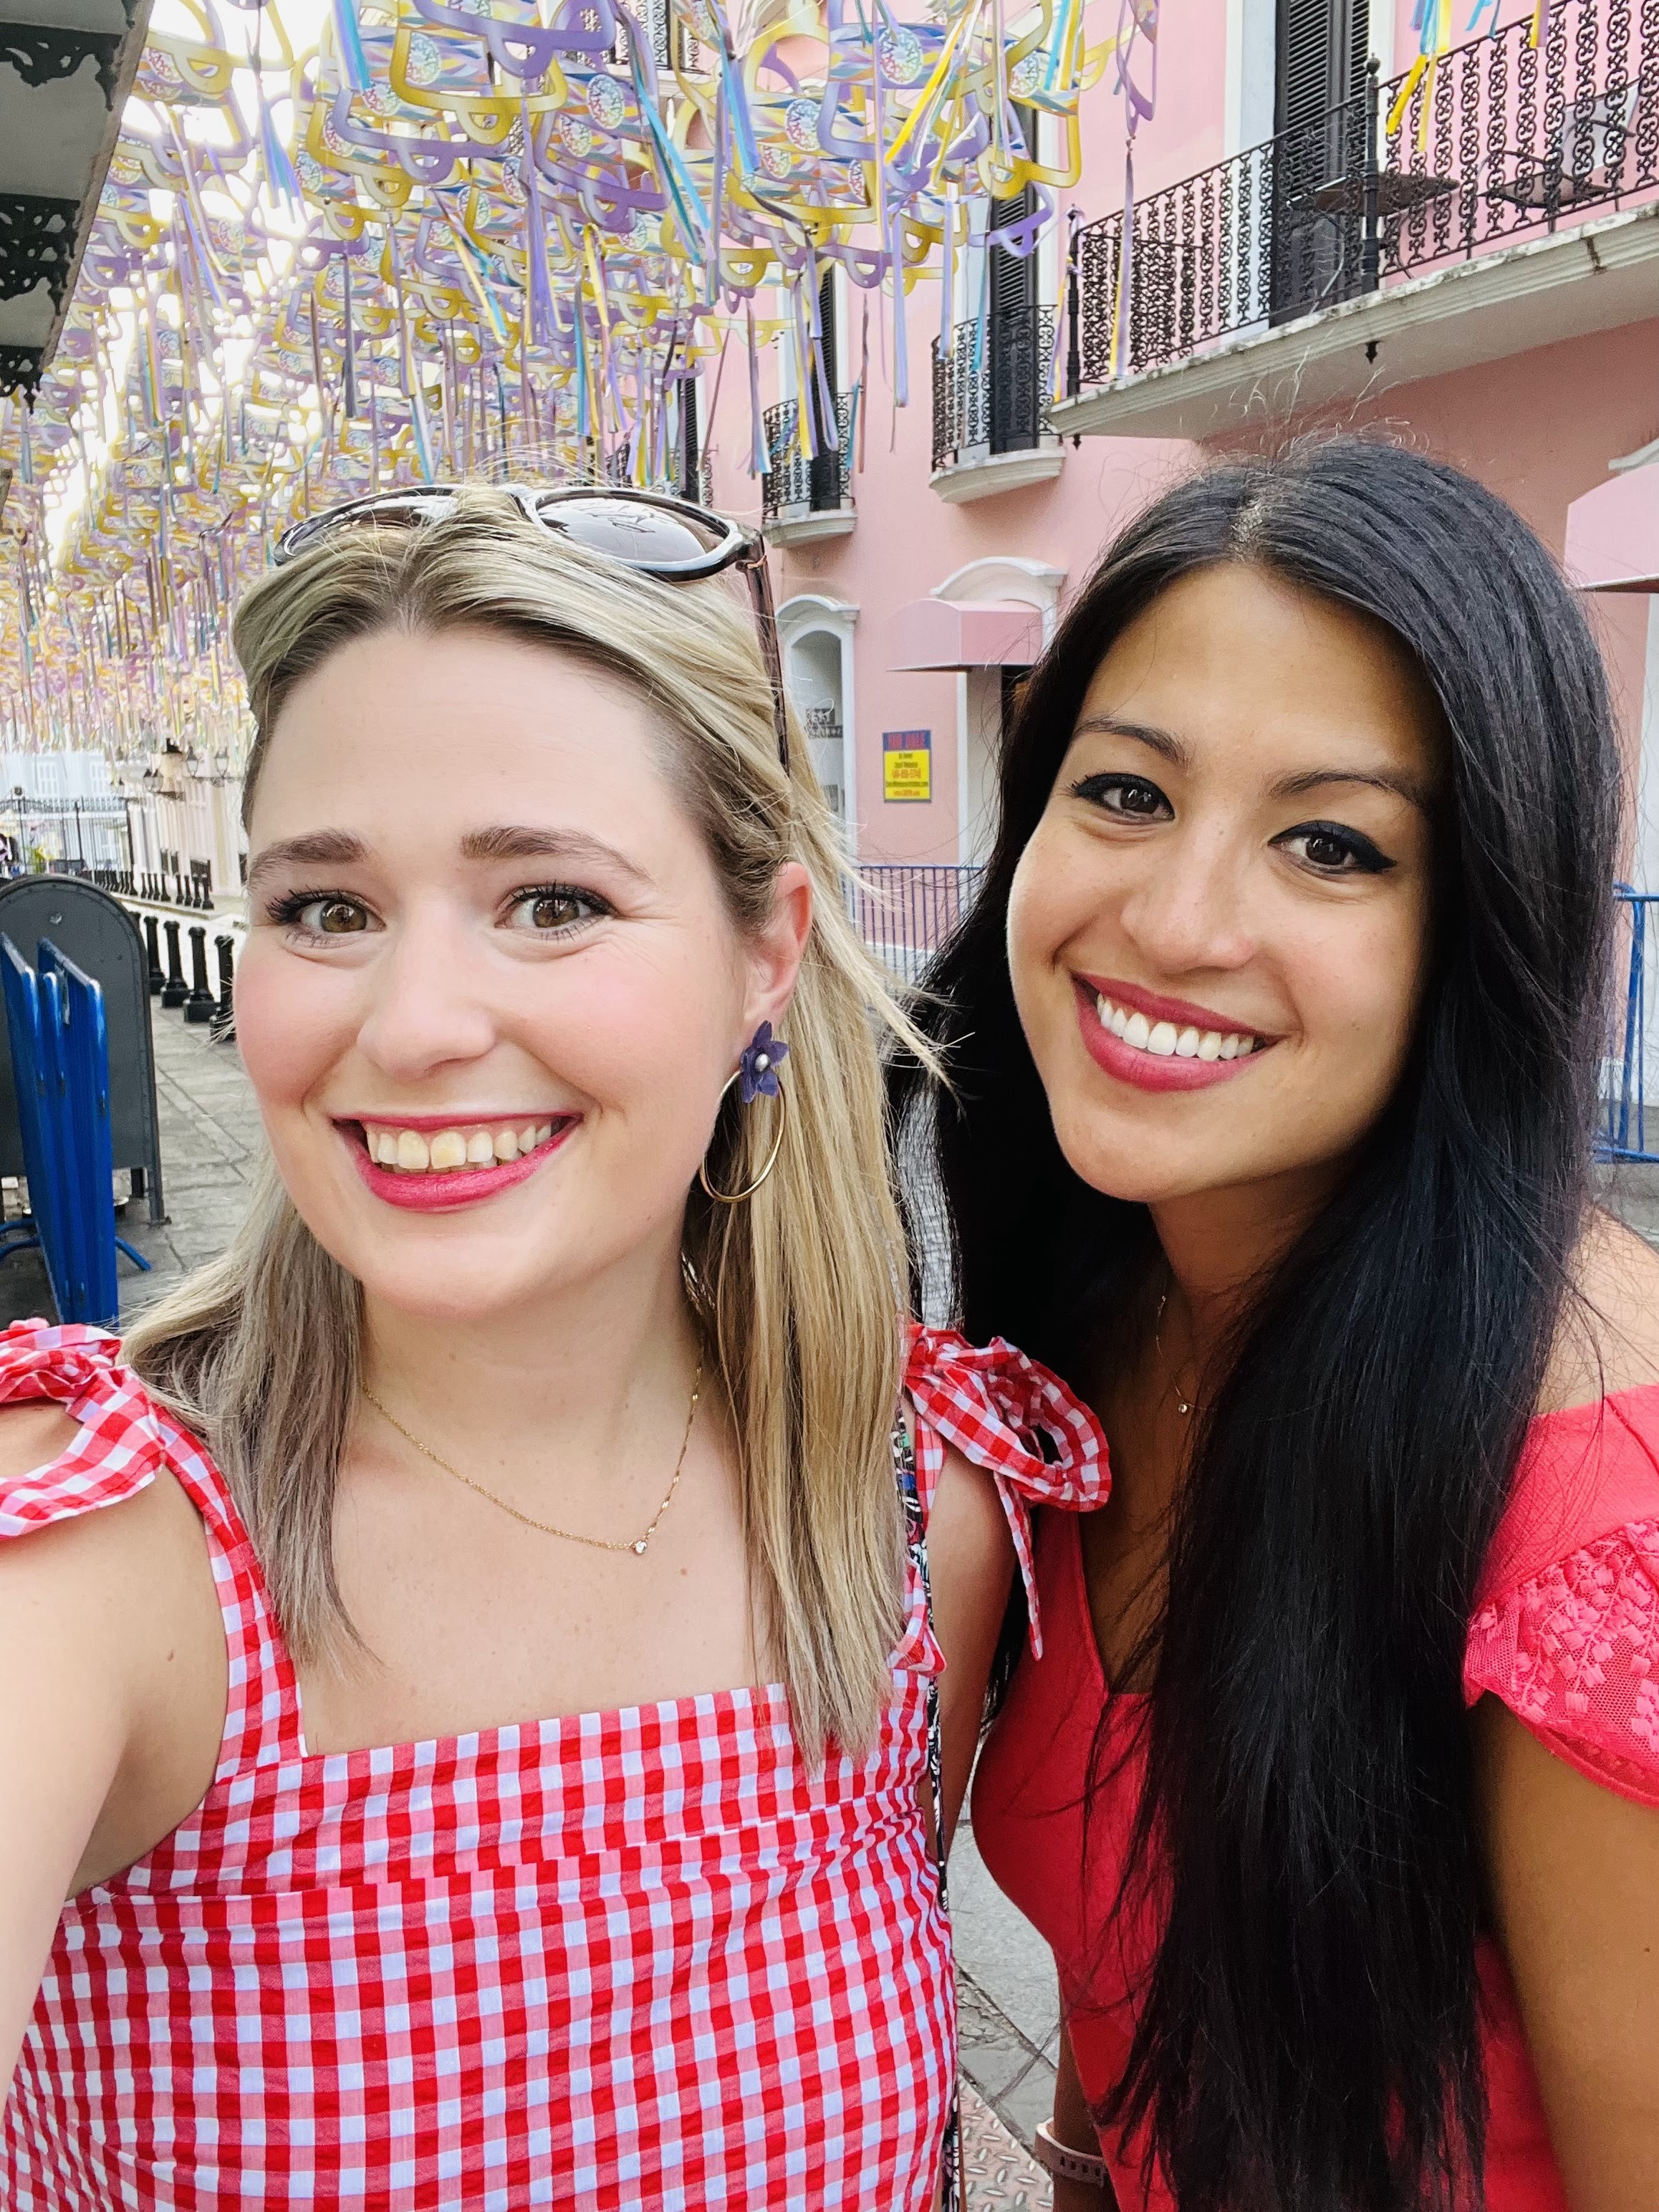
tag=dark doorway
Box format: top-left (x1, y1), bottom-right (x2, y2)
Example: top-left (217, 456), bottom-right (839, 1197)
top-left (807, 269), bottom-right (842, 511)
top-left (987, 105), bottom-right (1042, 453)
top-left (1271, 0), bottom-right (1370, 321)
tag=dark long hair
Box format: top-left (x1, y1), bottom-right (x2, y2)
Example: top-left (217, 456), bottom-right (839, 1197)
top-left (893, 440), bottom-right (1621, 2211)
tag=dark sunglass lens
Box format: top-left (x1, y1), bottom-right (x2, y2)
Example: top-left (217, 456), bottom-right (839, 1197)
top-left (536, 495), bottom-right (721, 566)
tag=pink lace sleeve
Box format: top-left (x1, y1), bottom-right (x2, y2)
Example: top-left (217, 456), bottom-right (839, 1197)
top-left (1465, 1519), bottom-right (1659, 1807)
top-left (904, 1324), bottom-right (1110, 1659)
top-left (0, 1319), bottom-right (170, 1537)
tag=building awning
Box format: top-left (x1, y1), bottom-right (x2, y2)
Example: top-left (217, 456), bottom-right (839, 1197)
top-left (891, 597), bottom-right (1043, 670)
top-left (1565, 465), bottom-right (1659, 593)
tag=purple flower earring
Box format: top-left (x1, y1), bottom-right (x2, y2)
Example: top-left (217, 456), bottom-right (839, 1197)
top-left (700, 1023), bottom-right (790, 1203)
top-left (738, 1021), bottom-right (789, 1103)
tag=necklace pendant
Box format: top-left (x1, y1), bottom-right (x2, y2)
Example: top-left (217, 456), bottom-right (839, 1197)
top-left (632, 1538), bottom-right (648, 1556)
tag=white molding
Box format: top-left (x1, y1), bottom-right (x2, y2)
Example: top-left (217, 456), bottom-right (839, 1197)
top-left (1224, 0), bottom-right (1275, 158)
top-left (765, 508), bottom-right (857, 546)
top-left (776, 593), bottom-right (860, 839)
top-left (1368, 0), bottom-right (1397, 72)
top-left (1052, 203), bottom-right (1659, 443)
top-left (929, 446), bottom-right (1065, 505)
top-left (932, 554), bottom-right (1066, 639)
top-left (776, 590), bottom-right (859, 638)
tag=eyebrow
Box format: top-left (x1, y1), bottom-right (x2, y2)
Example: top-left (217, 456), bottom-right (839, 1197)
top-left (1268, 766), bottom-right (1433, 811)
top-left (245, 824), bottom-right (651, 893)
top-left (1072, 716), bottom-right (1187, 764)
top-left (1071, 717), bottom-right (1432, 812)
top-left (244, 830), bottom-right (366, 890)
top-left (459, 824), bottom-right (651, 884)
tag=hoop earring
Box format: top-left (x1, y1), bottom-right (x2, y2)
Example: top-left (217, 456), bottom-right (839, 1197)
top-left (698, 1077), bottom-right (787, 1204)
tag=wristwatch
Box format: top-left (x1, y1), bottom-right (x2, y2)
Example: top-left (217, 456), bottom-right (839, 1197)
top-left (1032, 2117), bottom-right (1113, 2190)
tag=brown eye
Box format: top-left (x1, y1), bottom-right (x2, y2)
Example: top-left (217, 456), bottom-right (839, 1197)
top-left (316, 898), bottom-right (369, 933)
top-left (530, 893), bottom-right (582, 930)
top-left (505, 886), bottom-right (607, 934)
top-left (304, 897), bottom-right (370, 934)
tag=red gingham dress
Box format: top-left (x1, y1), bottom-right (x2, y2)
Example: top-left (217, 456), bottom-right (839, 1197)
top-left (0, 1319), bottom-right (1107, 2210)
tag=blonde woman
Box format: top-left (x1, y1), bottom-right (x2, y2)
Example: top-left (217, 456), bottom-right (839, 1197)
top-left (0, 490), bottom-right (1105, 2210)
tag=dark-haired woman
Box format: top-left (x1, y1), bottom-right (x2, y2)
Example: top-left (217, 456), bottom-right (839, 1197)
top-left (895, 439), bottom-right (1659, 2212)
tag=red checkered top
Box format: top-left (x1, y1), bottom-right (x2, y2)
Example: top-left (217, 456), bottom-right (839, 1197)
top-left (0, 1319), bottom-right (1107, 2211)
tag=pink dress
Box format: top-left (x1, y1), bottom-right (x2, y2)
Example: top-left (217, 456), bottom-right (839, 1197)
top-left (0, 1319), bottom-right (1102, 2211)
top-left (973, 1383), bottom-right (1659, 2211)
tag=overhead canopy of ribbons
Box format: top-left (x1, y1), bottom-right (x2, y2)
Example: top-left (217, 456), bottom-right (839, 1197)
top-left (0, 0), bottom-right (1142, 760)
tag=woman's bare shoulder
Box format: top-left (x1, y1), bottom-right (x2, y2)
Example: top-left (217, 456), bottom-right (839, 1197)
top-left (0, 1398), bottom-right (82, 1480)
top-left (1542, 1211), bottom-right (1659, 1413)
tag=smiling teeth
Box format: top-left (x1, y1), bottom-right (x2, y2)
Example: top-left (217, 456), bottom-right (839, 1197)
top-left (364, 1120), bottom-right (558, 1173)
top-left (1096, 994), bottom-right (1258, 1062)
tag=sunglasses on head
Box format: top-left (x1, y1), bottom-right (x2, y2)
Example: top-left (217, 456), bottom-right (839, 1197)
top-left (274, 484), bottom-right (790, 769)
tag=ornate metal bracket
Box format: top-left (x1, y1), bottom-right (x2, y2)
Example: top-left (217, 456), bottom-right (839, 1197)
top-left (0, 195), bottom-right (80, 309)
top-left (0, 25), bottom-right (125, 106)
top-left (0, 345), bottom-right (44, 398)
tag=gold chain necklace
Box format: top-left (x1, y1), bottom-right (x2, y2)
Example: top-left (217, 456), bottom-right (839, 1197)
top-left (362, 1357), bottom-right (703, 1557)
top-left (1153, 1289), bottom-right (1193, 1418)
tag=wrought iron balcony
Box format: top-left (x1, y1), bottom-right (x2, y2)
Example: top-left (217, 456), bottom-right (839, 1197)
top-left (932, 304), bottom-right (1058, 473)
top-left (1069, 0), bottom-right (1659, 391)
top-left (761, 393), bottom-right (855, 521)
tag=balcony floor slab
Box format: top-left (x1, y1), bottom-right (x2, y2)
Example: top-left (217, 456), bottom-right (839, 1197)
top-left (764, 508), bottom-right (856, 547)
top-left (1054, 201), bottom-right (1659, 443)
top-left (930, 446), bottom-right (1064, 504)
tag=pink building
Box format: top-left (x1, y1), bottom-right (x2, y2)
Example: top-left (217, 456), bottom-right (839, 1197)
top-left (696, 0), bottom-right (1659, 906)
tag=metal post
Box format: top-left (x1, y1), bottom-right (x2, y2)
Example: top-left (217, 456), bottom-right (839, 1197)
top-left (143, 913), bottom-right (163, 996)
top-left (213, 933), bottom-right (235, 1028)
top-left (185, 925), bottom-right (216, 1022)
top-left (161, 917), bottom-right (188, 1008)
top-left (1361, 58), bottom-right (1382, 295)
top-left (1065, 207), bottom-right (1082, 400)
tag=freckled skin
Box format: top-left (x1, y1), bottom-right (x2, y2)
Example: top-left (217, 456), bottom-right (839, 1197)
top-left (1009, 564), bottom-right (1441, 1219)
top-left (236, 629), bottom-right (775, 1324)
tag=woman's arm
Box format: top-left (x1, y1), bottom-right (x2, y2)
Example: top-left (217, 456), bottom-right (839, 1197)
top-left (1044, 2015), bottom-right (1120, 2209)
top-left (0, 1408), bottom-right (224, 2094)
top-left (1473, 1697), bottom-right (1659, 2212)
top-left (922, 1445), bottom-right (1016, 1843)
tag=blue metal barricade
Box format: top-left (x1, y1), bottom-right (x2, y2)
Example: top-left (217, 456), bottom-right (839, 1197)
top-left (0, 933), bottom-right (150, 1323)
top-left (1601, 888), bottom-right (1659, 1165)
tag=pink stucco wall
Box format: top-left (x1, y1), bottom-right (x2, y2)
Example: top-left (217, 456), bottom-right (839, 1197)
top-left (699, 8), bottom-right (1656, 864)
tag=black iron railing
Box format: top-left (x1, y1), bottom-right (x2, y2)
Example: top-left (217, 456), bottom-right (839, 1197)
top-left (931, 304), bottom-right (1059, 473)
top-left (761, 391), bottom-right (855, 520)
top-left (1072, 0), bottom-right (1659, 388)
top-left (847, 863), bottom-right (985, 986)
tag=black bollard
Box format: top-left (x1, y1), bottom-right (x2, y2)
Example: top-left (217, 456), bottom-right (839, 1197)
top-left (161, 918), bottom-right (188, 1008)
top-left (213, 933), bottom-right (235, 1026)
top-left (143, 913), bottom-right (163, 996)
top-left (185, 925), bottom-right (216, 1022)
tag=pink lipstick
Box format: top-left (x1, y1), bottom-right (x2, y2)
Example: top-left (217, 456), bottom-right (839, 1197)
top-left (342, 1117), bottom-right (577, 1212)
top-left (1074, 976), bottom-right (1277, 1095)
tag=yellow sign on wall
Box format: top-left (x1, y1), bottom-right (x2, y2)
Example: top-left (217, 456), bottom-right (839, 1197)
top-left (883, 728), bottom-right (932, 803)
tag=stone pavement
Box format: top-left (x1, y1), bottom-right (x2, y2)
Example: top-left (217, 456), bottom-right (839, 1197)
top-left (0, 981), bottom-right (1059, 2206)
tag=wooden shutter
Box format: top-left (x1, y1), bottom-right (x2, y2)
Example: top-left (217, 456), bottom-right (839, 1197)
top-left (1274, 0), bottom-right (1368, 134)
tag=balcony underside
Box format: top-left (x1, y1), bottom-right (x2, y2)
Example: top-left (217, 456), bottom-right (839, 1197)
top-left (929, 446), bottom-right (1064, 504)
top-left (1053, 201), bottom-right (1659, 445)
top-left (764, 508), bottom-right (855, 547)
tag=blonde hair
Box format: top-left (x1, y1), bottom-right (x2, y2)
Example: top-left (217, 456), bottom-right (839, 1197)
top-left (125, 491), bottom-right (928, 1756)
